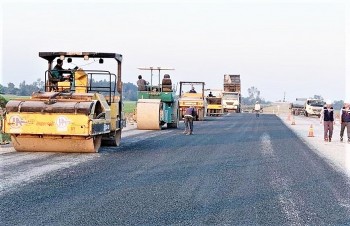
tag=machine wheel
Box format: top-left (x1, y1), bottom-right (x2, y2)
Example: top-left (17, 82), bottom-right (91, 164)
top-left (167, 110), bottom-right (179, 128)
top-left (137, 99), bottom-right (162, 130)
top-left (93, 135), bottom-right (102, 152)
top-left (167, 121), bottom-right (178, 128)
top-left (11, 134), bottom-right (102, 153)
top-left (167, 101), bottom-right (179, 128)
top-left (102, 130), bottom-right (121, 146)
top-left (197, 109), bottom-right (204, 121)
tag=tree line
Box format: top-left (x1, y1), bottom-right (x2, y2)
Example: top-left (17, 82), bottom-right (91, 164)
top-left (1, 79), bottom-right (276, 106)
top-left (0, 79), bottom-right (138, 101)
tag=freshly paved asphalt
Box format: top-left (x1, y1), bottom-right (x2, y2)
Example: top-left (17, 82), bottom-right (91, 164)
top-left (1, 114), bottom-right (350, 225)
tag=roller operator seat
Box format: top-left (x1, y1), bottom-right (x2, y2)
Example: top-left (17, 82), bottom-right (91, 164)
top-left (162, 74), bottom-right (172, 92)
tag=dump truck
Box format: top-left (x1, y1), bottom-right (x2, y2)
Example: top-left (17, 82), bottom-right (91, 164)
top-left (2, 52), bottom-right (124, 152)
top-left (178, 81), bottom-right (206, 121)
top-left (136, 67), bottom-right (179, 130)
top-left (222, 74), bottom-right (241, 113)
top-left (205, 89), bottom-right (224, 116)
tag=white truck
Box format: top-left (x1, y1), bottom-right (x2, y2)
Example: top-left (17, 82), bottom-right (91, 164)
top-left (290, 98), bottom-right (324, 117)
top-left (304, 98), bottom-right (325, 117)
top-left (222, 74), bottom-right (241, 113)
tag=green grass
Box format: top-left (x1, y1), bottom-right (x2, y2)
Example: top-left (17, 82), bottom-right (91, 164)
top-left (1, 133), bottom-right (10, 143)
top-left (2, 95), bottom-right (30, 101)
top-left (124, 101), bottom-right (136, 113)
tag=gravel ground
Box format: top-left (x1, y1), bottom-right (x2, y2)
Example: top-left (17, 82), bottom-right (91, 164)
top-left (278, 113), bottom-right (350, 177)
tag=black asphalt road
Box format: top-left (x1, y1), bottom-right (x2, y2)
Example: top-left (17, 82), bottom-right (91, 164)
top-left (1, 114), bottom-right (350, 225)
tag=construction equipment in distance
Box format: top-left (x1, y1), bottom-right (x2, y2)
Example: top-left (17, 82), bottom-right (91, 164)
top-left (178, 81), bottom-right (206, 121)
top-left (222, 74), bottom-right (241, 113)
top-left (205, 89), bottom-right (224, 116)
top-left (136, 67), bottom-right (179, 130)
top-left (2, 52), bottom-right (124, 152)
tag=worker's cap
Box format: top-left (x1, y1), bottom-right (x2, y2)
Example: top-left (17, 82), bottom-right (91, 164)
top-left (326, 100), bottom-right (332, 105)
top-left (345, 100), bottom-right (350, 104)
top-left (256, 101), bottom-right (259, 103)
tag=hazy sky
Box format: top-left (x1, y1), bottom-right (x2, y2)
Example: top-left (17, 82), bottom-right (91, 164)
top-left (1, 0), bottom-right (349, 102)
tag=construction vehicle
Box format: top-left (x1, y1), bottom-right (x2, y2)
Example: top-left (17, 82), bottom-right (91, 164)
top-left (304, 98), bottom-right (325, 117)
top-left (1, 52), bottom-right (124, 152)
top-left (178, 82), bottom-right (206, 121)
top-left (290, 98), bottom-right (306, 115)
top-left (222, 74), bottom-right (241, 113)
top-left (290, 98), bottom-right (325, 117)
top-left (205, 89), bottom-right (224, 116)
top-left (136, 67), bottom-right (179, 130)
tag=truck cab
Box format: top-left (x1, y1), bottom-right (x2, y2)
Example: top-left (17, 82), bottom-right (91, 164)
top-left (305, 99), bottom-right (325, 117)
top-left (223, 74), bottom-right (241, 113)
top-left (222, 92), bottom-right (241, 113)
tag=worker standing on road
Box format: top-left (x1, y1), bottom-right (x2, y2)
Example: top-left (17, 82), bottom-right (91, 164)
top-left (340, 101), bottom-right (350, 142)
top-left (254, 101), bottom-right (261, 118)
top-left (320, 101), bottom-right (335, 142)
top-left (183, 106), bottom-right (197, 135)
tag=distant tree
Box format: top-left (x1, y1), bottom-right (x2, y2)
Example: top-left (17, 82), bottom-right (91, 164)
top-left (312, 95), bottom-right (323, 100)
top-left (18, 81), bottom-right (39, 96)
top-left (35, 78), bottom-right (45, 90)
top-left (248, 86), bottom-right (261, 102)
top-left (7, 82), bottom-right (17, 94)
top-left (18, 81), bottom-right (27, 96)
top-left (123, 82), bottom-right (137, 101)
top-left (333, 100), bottom-right (344, 110)
top-left (1, 78), bottom-right (138, 100)
top-left (241, 86), bottom-right (271, 105)
top-left (0, 95), bottom-right (7, 108)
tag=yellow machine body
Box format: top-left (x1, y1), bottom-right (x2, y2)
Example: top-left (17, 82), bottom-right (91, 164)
top-left (2, 52), bottom-right (123, 153)
top-left (4, 112), bottom-right (92, 135)
top-left (2, 91), bottom-right (119, 153)
top-left (179, 93), bottom-right (206, 120)
top-left (206, 97), bottom-right (223, 116)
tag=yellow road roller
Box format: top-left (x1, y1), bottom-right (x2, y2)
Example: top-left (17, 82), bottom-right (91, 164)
top-left (205, 89), bottom-right (224, 116)
top-left (2, 52), bottom-right (124, 152)
top-left (178, 81), bottom-right (207, 121)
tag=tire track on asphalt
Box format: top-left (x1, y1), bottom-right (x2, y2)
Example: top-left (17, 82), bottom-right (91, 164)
top-left (0, 128), bottom-right (172, 196)
top-left (0, 153), bottom-right (97, 195)
top-left (260, 131), bottom-right (303, 225)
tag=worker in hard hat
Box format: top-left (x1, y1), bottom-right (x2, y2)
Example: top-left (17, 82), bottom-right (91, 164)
top-left (320, 100), bottom-right (335, 142)
top-left (183, 105), bottom-right (197, 135)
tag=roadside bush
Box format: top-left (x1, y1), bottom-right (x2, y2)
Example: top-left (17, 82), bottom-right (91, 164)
top-left (0, 95), bottom-right (8, 108)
